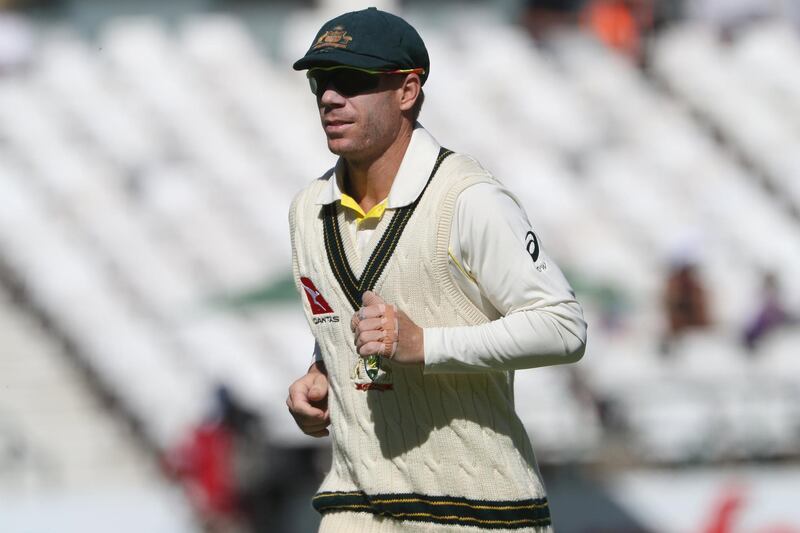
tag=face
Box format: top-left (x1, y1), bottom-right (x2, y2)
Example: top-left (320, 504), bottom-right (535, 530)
top-left (311, 69), bottom-right (408, 162)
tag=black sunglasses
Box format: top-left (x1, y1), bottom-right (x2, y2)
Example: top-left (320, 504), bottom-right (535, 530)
top-left (307, 67), bottom-right (425, 97)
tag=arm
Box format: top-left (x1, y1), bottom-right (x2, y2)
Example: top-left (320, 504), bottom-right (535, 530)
top-left (424, 182), bottom-right (586, 372)
top-left (352, 182), bottom-right (586, 371)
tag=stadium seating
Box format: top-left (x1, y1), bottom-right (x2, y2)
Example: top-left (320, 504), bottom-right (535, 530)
top-left (0, 11), bottom-right (798, 469)
top-left (0, 283), bottom-right (199, 533)
top-left (653, 23), bottom-right (800, 216)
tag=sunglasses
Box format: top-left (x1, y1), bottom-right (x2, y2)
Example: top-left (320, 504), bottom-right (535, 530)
top-left (307, 66), bottom-right (425, 97)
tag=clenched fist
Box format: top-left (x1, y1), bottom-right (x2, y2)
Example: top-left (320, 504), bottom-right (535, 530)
top-left (286, 361), bottom-right (330, 437)
top-left (351, 291), bottom-right (425, 365)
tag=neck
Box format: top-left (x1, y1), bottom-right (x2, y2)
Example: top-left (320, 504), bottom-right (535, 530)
top-left (344, 122), bottom-right (414, 213)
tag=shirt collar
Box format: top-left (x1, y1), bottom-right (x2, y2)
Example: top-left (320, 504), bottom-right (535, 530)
top-left (315, 124), bottom-right (442, 208)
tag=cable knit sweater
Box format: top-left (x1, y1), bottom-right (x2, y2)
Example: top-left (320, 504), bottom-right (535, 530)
top-left (289, 150), bottom-right (553, 532)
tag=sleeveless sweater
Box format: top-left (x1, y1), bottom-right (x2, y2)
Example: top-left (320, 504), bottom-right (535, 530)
top-left (289, 150), bottom-right (552, 531)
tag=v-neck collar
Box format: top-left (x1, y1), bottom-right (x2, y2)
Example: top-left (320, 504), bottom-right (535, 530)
top-left (321, 147), bottom-right (453, 310)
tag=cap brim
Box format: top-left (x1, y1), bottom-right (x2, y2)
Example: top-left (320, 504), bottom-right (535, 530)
top-left (292, 49), bottom-right (397, 71)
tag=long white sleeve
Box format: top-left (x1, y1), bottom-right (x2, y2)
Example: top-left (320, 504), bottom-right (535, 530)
top-left (423, 182), bottom-right (587, 373)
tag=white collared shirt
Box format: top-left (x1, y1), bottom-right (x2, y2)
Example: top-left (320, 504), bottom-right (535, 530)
top-left (313, 125), bottom-right (586, 372)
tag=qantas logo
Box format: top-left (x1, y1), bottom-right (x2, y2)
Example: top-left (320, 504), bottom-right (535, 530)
top-left (300, 277), bottom-right (334, 315)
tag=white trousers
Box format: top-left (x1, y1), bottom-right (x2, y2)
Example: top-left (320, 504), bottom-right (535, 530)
top-left (318, 512), bottom-right (554, 532)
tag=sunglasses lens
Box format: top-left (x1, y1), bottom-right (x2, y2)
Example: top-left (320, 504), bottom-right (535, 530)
top-left (308, 73), bottom-right (320, 95)
top-left (308, 70), bottom-right (381, 97)
top-left (335, 71), bottom-right (380, 96)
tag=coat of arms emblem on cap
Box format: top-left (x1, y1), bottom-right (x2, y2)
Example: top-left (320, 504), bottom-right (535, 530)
top-left (313, 25), bottom-right (353, 50)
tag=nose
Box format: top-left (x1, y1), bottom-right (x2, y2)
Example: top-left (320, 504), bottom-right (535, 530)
top-left (318, 84), bottom-right (346, 107)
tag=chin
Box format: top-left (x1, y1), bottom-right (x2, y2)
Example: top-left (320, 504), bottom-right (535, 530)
top-left (327, 138), bottom-right (357, 156)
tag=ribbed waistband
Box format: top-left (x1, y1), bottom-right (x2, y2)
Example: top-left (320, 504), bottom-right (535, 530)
top-left (314, 491), bottom-right (551, 531)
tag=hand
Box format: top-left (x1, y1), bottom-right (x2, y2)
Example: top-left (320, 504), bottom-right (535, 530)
top-left (351, 291), bottom-right (424, 365)
top-left (286, 362), bottom-right (330, 437)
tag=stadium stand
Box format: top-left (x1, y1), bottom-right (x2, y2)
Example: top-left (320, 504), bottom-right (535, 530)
top-left (654, 22), bottom-right (800, 219)
top-left (0, 281), bottom-right (198, 531)
top-left (0, 6), bottom-right (799, 530)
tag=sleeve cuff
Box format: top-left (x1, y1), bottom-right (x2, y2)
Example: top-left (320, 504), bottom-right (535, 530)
top-left (423, 327), bottom-right (467, 374)
top-left (423, 328), bottom-right (445, 373)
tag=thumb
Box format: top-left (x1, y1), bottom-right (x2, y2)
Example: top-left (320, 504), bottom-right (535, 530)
top-left (309, 375), bottom-right (327, 400)
top-left (361, 291), bottom-right (385, 307)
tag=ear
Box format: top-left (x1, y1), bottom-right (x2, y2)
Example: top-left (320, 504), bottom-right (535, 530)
top-left (398, 73), bottom-right (421, 113)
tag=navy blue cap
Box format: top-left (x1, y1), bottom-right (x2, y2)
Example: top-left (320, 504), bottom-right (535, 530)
top-left (293, 7), bottom-right (430, 85)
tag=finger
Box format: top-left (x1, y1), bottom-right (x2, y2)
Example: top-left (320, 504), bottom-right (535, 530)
top-left (357, 317), bottom-right (385, 334)
top-left (308, 375), bottom-right (329, 401)
top-left (299, 409), bottom-right (330, 431)
top-left (362, 291), bottom-right (385, 307)
top-left (300, 420), bottom-right (330, 434)
top-left (288, 389), bottom-right (326, 419)
top-left (286, 381), bottom-right (309, 411)
top-left (351, 305), bottom-right (386, 332)
top-left (308, 386), bottom-right (325, 402)
top-left (358, 331), bottom-right (398, 358)
top-left (308, 429), bottom-right (330, 438)
top-left (296, 406), bottom-right (330, 425)
top-left (359, 340), bottom-right (386, 357)
top-left (359, 305), bottom-right (386, 320)
top-left (381, 305), bottom-right (399, 358)
top-left (355, 329), bottom-right (385, 349)
top-left (382, 304), bottom-right (398, 329)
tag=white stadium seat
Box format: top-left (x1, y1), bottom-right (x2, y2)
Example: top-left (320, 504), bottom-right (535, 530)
top-left (0, 13), bottom-right (799, 467)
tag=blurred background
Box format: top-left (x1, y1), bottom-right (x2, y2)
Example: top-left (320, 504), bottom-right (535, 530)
top-left (1, 0), bottom-right (799, 531)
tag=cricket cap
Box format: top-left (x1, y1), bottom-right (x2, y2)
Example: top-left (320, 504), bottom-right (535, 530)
top-left (292, 7), bottom-right (430, 85)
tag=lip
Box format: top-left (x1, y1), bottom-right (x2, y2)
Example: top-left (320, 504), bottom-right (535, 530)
top-left (324, 120), bottom-right (353, 135)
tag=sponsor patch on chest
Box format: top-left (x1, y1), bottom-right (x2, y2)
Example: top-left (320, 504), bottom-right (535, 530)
top-left (300, 276), bottom-right (341, 324)
top-left (300, 277), bottom-right (334, 314)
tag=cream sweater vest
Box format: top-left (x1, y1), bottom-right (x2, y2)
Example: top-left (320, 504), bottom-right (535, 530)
top-left (290, 150), bottom-right (552, 531)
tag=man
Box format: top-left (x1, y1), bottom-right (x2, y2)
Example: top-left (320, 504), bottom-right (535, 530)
top-left (286, 8), bottom-right (587, 532)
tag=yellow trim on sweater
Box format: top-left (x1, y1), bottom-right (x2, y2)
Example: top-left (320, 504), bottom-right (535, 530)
top-left (314, 492), bottom-right (549, 511)
top-left (314, 491), bottom-right (364, 498)
top-left (448, 249), bottom-right (477, 284)
top-left (319, 505), bottom-right (550, 527)
top-left (371, 497), bottom-right (548, 511)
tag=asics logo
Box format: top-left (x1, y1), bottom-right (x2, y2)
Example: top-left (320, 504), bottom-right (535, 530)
top-left (526, 231), bottom-right (547, 272)
top-left (525, 231), bottom-right (540, 263)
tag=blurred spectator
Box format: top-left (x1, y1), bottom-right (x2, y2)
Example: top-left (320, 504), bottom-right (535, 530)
top-left (166, 385), bottom-right (266, 533)
top-left (0, 9), bottom-right (35, 75)
top-left (579, 0), bottom-right (654, 62)
top-left (688, 0), bottom-right (783, 32)
top-left (521, 0), bottom-right (655, 64)
top-left (650, 0), bottom-right (687, 32)
top-left (521, 0), bottom-right (587, 41)
top-left (662, 260), bottom-right (711, 350)
top-left (742, 272), bottom-right (795, 351)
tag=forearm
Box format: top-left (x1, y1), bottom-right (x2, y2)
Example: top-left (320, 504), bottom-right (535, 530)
top-left (423, 302), bottom-right (586, 373)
